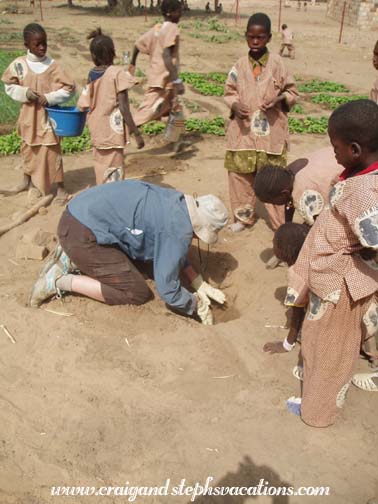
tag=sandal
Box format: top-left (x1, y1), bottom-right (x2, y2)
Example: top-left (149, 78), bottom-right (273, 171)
top-left (352, 372), bottom-right (378, 392)
top-left (292, 365), bottom-right (303, 381)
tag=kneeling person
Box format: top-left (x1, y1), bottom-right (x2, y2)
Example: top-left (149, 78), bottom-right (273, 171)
top-left (29, 180), bottom-right (228, 325)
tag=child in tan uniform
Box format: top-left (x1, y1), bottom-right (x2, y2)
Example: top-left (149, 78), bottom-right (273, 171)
top-left (1, 23), bottom-right (75, 204)
top-left (128, 0), bottom-right (184, 127)
top-left (284, 100), bottom-right (378, 426)
top-left (370, 40), bottom-right (378, 104)
top-left (224, 13), bottom-right (298, 233)
top-left (279, 24), bottom-right (295, 59)
top-left (254, 146), bottom-right (343, 226)
top-left (78, 28), bottom-right (144, 185)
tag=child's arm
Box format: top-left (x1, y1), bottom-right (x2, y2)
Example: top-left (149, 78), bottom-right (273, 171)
top-left (162, 43), bottom-right (184, 95)
top-left (118, 90), bottom-right (144, 149)
top-left (261, 62), bottom-right (298, 113)
top-left (263, 306), bottom-right (305, 354)
top-left (128, 46), bottom-right (140, 75)
top-left (224, 66), bottom-right (250, 120)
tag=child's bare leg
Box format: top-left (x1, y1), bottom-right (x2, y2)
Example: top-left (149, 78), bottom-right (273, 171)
top-left (54, 182), bottom-right (71, 205)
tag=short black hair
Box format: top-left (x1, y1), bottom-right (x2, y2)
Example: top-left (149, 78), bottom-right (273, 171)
top-left (161, 0), bottom-right (181, 15)
top-left (247, 13), bottom-right (271, 33)
top-left (274, 223), bottom-right (309, 266)
top-left (282, 24), bottom-right (288, 29)
top-left (23, 23), bottom-right (46, 44)
top-left (87, 27), bottom-right (115, 67)
top-left (328, 99), bottom-right (378, 153)
top-left (253, 166), bottom-right (293, 202)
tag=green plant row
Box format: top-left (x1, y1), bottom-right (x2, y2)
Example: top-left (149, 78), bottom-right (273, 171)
top-left (0, 128), bottom-right (92, 156)
top-left (0, 116), bottom-right (332, 156)
top-left (142, 117), bottom-right (226, 136)
top-left (310, 93), bottom-right (368, 109)
top-left (288, 116), bottom-right (328, 134)
top-left (298, 80), bottom-right (349, 93)
top-left (181, 72), bottom-right (224, 96)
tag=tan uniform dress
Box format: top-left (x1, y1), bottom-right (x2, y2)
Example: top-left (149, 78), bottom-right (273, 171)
top-left (291, 146), bottom-right (343, 225)
top-left (133, 21), bottom-right (180, 126)
top-left (224, 52), bottom-right (298, 230)
top-left (279, 28), bottom-right (295, 59)
top-left (1, 54), bottom-right (75, 195)
top-left (370, 77), bottom-right (378, 104)
top-left (285, 171), bottom-right (378, 427)
top-left (77, 66), bottom-right (137, 184)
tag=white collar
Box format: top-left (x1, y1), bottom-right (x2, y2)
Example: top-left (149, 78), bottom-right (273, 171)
top-left (26, 50), bottom-right (49, 63)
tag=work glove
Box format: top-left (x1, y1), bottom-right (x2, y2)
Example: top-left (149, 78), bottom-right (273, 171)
top-left (191, 274), bottom-right (226, 305)
top-left (195, 291), bottom-right (213, 325)
top-left (26, 88), bottom-right (39, 102)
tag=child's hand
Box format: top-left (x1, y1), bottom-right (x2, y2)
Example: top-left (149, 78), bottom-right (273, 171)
top-left (133, 130), bottom-right (145, 149)
top-left (231, 102), bottom-right (250, 120)
top-left (261, 95), bottom-right (284, 112)
top-left (263, 341), bottom-right (288, 354)
top-left (37, 95), bottom-right (48, 106)
top-left (174, 81), bottom-right (185, 95)
top-left (26, 88), bottom-right (39, 102)
top-left (128, 64), bottom-right (136, 75)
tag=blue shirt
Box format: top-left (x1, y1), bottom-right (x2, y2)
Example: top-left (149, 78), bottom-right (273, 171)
top-left (68, 180), bottom-right (196, 314)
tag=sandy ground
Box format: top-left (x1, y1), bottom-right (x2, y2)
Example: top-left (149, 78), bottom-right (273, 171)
top-left (0, 1), bottom-right (377, 503)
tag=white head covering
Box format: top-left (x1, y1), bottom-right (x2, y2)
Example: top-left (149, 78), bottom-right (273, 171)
top-left (185, 194), bottom-right (228, 244)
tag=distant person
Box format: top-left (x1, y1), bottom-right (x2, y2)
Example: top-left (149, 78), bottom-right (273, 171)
top-left (224, 12), bottom-right (298, 233)
top-left (1, 23), bottom-right (75, 204)
top-left (205, 1), bottom-right (210, 11)
top-left (77, 28), bottom-right (144, 185)
top-left (370, 40), bottom-right (378, 103)
top-left (303, 1), bottom-right (307, 11)
top-left (297, 0), bottom-right (301, 10)
top-left (279, 24), bottom-right (295, 59)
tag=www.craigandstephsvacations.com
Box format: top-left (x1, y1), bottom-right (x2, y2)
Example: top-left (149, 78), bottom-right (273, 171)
top-left (51, 477), bottom-right (331, 500)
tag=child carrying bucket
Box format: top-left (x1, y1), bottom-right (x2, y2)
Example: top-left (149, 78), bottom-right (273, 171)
top-left (1, 23), bottom-right (76, 204)
top-left (77, 28), bottom-right (144, 185)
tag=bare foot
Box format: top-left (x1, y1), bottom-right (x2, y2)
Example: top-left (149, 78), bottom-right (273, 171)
top-left (27, 186), bottom-right (42, 206)
top-left (53, 187), bottom-right (71, 206)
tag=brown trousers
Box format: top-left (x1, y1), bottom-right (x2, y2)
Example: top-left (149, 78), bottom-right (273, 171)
top-left (228, 171), bottom-right (285, 230)
top-left (58, 209), bottom-right (152, 305)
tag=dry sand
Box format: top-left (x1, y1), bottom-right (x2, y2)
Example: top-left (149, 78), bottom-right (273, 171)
top-left (0, 1), bottom-right (377, 502)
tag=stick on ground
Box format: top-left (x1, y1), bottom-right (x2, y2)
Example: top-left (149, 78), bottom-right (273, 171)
top-left (0, 194), bottom-right (54, 237)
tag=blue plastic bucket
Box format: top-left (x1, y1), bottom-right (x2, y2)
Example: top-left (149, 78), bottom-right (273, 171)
top-left (46, 106), bottom-right (87, 137)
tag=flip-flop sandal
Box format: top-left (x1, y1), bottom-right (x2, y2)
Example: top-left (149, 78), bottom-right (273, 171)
top-left (352, 372), bottom-right (378, 392)
top-left (234, 205), bottom-right (254, 225)
top-left (336, 382), bottom-right (350, 408)
top-left (292, 365), bottom-right (303, 381)
top-left (266, 255), bottom-right (282, 270)
top-left (287, 396), bottom-right (301, 416)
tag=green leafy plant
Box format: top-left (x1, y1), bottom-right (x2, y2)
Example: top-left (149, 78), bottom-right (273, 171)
top-left (310, 93), bottom-right (368, 109)
top-left (291, 104), bottom-right (304, 114)
top-left (0, 50), bottom-right (24, 127)
top-left (298, 80), bottom-right (349, 93)
top-left (185, 117), bottom-right (225, 135)
top-left (288, 116), bottom-right (328, 134)
top-left (141, 121), bottom-right (166, 135)
top-left (0, 129), bottom-right (21, 155)
top-left (181, 72), bottom-right (224, 96)
top-left (61, 128), bottom-right (92, 153)
top-left (0, 128), bottom-right (92, 156)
